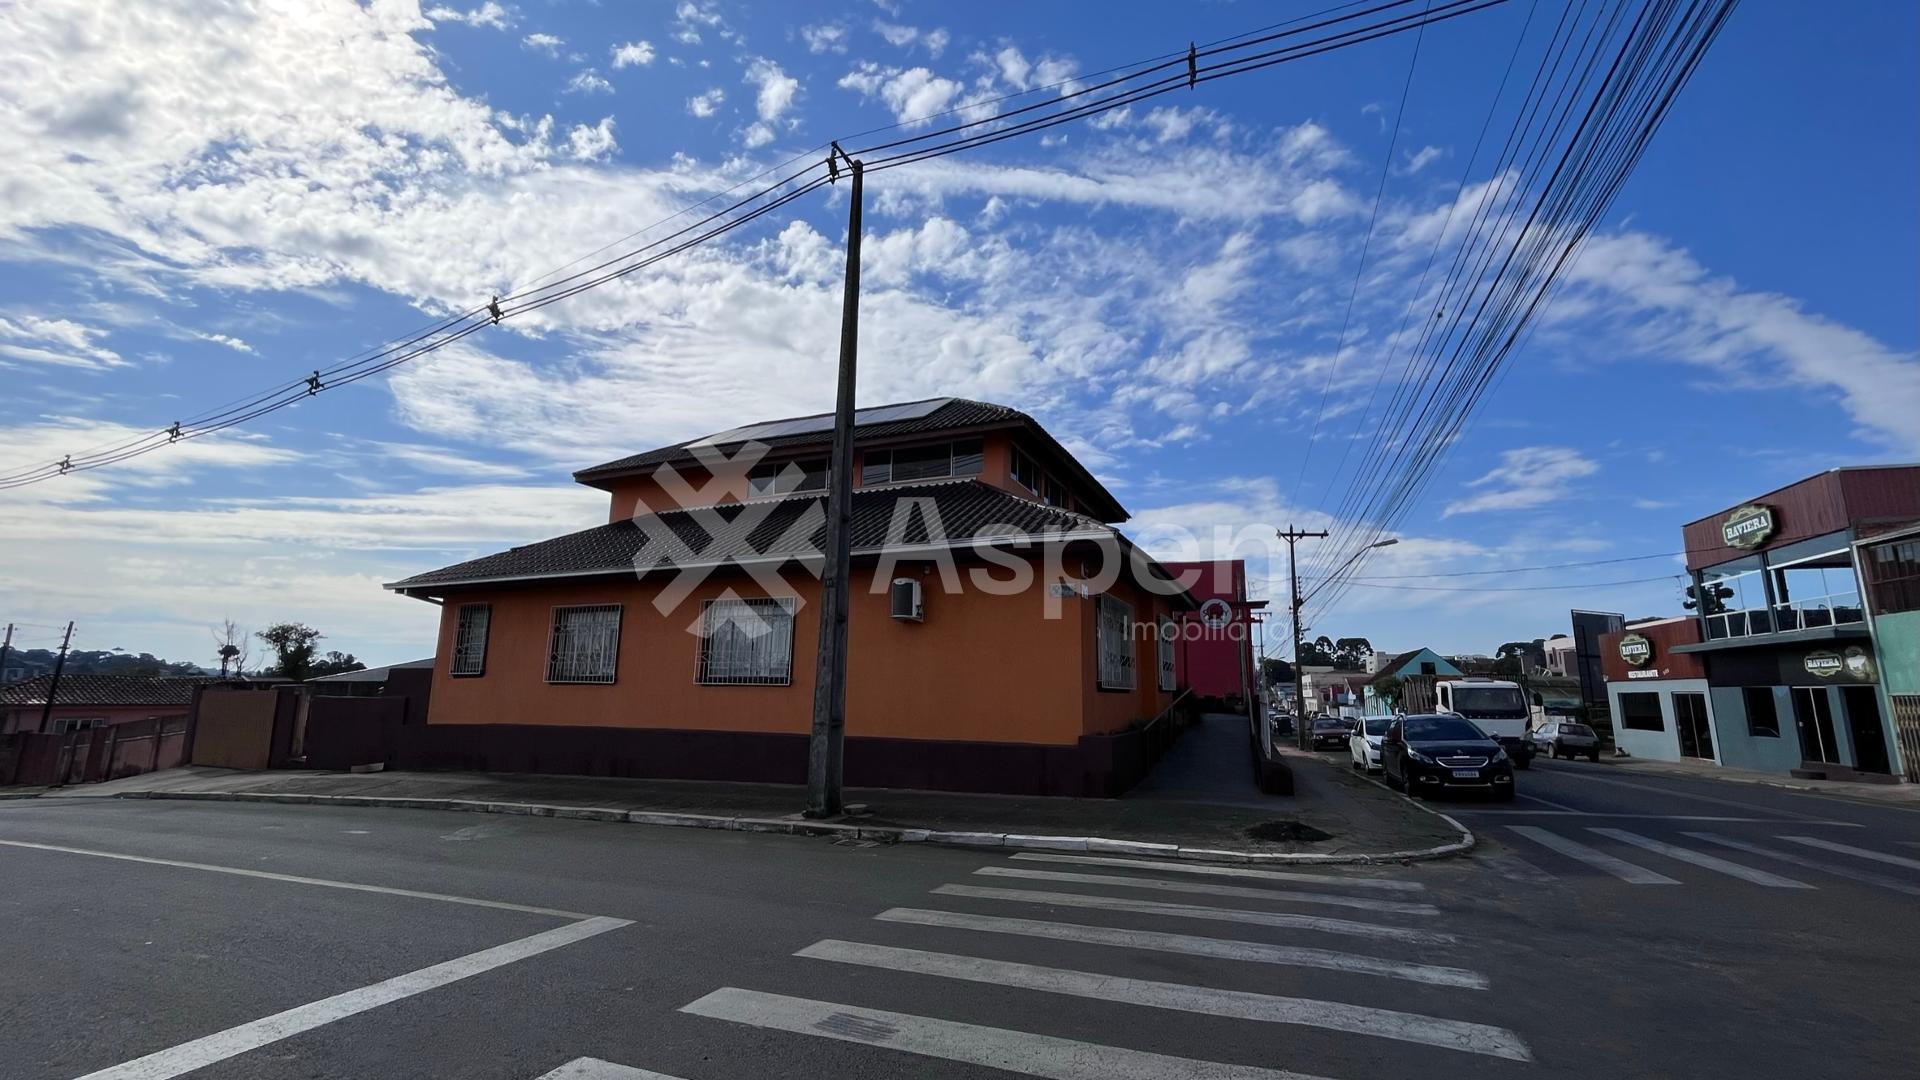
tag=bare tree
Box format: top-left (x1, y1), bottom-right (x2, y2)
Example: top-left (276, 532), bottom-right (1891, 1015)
top-left (212, 619), bottom-right (250, 677)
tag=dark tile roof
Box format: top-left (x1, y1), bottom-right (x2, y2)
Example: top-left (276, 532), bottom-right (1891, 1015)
top-left (389, 478), bottom-right (1127, 591)
top-left (575, 398), bottom-right (1024, 480)
top-left (0, 674), bottom-right (204, 708)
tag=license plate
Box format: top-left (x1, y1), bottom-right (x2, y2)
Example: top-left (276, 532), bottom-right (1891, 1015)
top-left (1451, 769), bottom-right (1478, 779)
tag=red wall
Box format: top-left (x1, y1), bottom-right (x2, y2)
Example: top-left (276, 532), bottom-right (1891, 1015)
top-left (1161, 560), bottom-right (1254, 701)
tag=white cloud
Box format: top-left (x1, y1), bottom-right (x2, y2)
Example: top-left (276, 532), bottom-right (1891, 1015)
top-left (610, 40), bottom-right (655, 68)
top-left (566, 69), bottom-right (613, 95)
top-left (673, 1), bottom-right (723, 44)
top-left (744, 58), bottom-right (800, 122)
top-left (686, 87), bottom-right (725, 118)
top-left (423, 3), bottom-right (513, 30)
top-left (988, 46), bottom-right (1076, 92)
top-left (0, 314), bottom-right (125, 369)
top-left (874, 22), bottom-right (918, 47)
top-left (566, 117), bottom-right (617, 160)
top-left (838, 63), bottom-right (964, 126)
top-left (1444, 447), bottom-right (1599, 516)
top-left (1402, 145), bottom-right (1445, 174)
top-left (189, 330), bottom-right (255, 354)
top-left (521, 32), bottom-right (564, 57)
top-left (801, 24), bottom-right (847, 54)
top-left (741, 122), bottom-right (775, 149)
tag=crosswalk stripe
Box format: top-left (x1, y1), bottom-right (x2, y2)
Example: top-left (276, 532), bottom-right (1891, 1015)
top-left (933, 884), bottom-right (1453, 945)
top-left (796, 939), bottom-right (1531, 1061)
top-left (1681, 833), bottom-right (1920, 897)
top-left (876, 908), bottom-right (1488, 989)
top-left (533, 1059), bottom-right (689, 1080)
top-left (1006, 852), bottom-right (1424, 892)
top-left (1506, 826), bottom-right (1680, 885)
top-left (1476, 852), bottom-right (1558, 884)
top-left (974, 866), bottom-right (1440, 916)
top-left (1588, 829), bottom-right (1814, 889)
top-left (1778, 836), bottom-right (1920, 872)
top-left (681, 987), bottom-right (1340, 1079)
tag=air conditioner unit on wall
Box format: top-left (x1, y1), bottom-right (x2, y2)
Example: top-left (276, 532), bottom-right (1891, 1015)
top-left (890, 578), bottom-right (924, 622)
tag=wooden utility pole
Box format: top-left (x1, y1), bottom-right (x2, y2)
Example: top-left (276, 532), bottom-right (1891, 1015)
top-left (0, 623), bottom-right (13, 685)
top-left (38, 621), bottom-right (75, 734)
top-left (806, 155), bottom-right (863, 818)
top-left (1278, 527), bottom-right (1326, 749)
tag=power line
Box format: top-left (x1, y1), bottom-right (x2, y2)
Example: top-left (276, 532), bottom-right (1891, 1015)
top-left (0, 0), bottom-right (1516, 491)
top-left (1306, 546), bottom-right (1716, 579)
top-left (1336, 572), bottom-right (1685, 592)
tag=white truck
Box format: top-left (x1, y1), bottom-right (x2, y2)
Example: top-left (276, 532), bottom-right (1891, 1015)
top-left (1435, 677), bottom-right (1536, 768)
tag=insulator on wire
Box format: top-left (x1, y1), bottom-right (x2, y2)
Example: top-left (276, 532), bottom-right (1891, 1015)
top-left (306, 371), bottom-right (322, 395)
top-left (488, 295), bottom-right (504, 324)
top-left (58, 455), bottom-right (71, 474)
top-left (1188, 43), bottom-right (1198, 89)
top-left (167, 422), bottom-right (182, 442)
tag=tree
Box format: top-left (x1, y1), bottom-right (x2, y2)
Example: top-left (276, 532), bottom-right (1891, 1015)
top-left (1261, 658), bottom-right (1293, 686)
top-left (257, 622), bottom-right (323, 681)
top-left (1371, 674), bottom-right (1404, 710)
top-left (1332, 636), bottom-right (1375, 670)
top-left (309, 651), bottom-right (366, 678)
top-left (1296, 635), bottom-right (1337, 666)
top-left (213, 620), bottom-right (250, 677)
top-left (1496, 639), bottom-right (1547, 671)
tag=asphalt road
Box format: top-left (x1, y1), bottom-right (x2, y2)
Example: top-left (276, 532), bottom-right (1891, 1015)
top-left (2, 764), bottom-right (1914, 1080)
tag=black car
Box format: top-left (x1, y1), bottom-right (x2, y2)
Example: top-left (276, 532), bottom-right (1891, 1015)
top-left (1310, 716), bottom-right (1350, 750)
top-left (1381, 713), bottom-right (1515, 801)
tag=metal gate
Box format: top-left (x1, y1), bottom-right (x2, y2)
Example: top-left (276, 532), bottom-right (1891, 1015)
top-left (1891, 693), bottom-right (1920, 784)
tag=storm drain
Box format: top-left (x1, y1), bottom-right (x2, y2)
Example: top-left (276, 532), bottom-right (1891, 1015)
top-left (1244, 820), bottom-right (1332, 843)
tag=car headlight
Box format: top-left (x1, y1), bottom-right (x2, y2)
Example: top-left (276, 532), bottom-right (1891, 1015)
top-left (1491, 748), bottom-right (1509, 763)
top-left (1407, 748), bottom-right (1434, 765)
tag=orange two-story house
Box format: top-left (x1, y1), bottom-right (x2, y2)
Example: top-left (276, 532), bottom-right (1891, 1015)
top-left (386, 398), bottom-right (1197, 795)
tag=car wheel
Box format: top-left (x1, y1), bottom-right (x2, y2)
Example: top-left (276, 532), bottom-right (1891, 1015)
top-left (1588, 750), bottom-right (1601, 762)
top-left (1385, 766), bottom-right (1403, 791)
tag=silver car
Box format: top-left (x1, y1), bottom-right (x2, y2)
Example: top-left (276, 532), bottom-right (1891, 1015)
top-left (1533, 720), bottom-right (1600, 761)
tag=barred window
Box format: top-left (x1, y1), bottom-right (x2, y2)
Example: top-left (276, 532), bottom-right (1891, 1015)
top-left (451, 604), bottom-right (490, 676)
top-left (698, 598), bottom-right (796, 685)
top-left (1097, 594), bottom-right (1135, 690)
top-left (547, 604), bottom-right (622, 684)
top-left (1156, 616), bottom-right (1177, 692)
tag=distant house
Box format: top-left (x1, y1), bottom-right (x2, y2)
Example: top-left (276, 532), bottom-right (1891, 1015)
top-left (0, 674), bottom-right (202, 735)
top-left (1363, 648), bottom-right (1466, 712)
top-left (383, 398), bottom-right (1196, 796)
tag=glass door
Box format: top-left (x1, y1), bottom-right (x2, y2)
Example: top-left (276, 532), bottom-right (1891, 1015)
top-left (1674, 692), bottom-right (1714, 760)
top-left (1793, 687), bottom-right (1841, 764)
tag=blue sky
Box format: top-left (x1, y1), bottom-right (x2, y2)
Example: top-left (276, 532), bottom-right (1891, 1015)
top-left (0, 0), bottom-right (1914, 668)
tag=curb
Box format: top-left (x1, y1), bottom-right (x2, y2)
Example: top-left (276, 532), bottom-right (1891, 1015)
top-left (113, 788), bottom-right (1474, 865)
top-left (1346, 769), bottom-right (1478, 863)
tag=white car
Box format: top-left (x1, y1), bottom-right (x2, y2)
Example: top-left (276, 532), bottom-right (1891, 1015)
top-left (1349, 715), bottom-right (1394, 772)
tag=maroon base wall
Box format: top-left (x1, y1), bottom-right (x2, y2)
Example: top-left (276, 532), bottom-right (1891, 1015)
top-left (388, 718), bottom-right (1185, 798)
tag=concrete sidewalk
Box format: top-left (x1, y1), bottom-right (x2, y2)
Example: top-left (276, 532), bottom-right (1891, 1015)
top-left (1588, 753), bottom-right (1920, 802)
top-left (42, 718), bottom-right (1468, 863)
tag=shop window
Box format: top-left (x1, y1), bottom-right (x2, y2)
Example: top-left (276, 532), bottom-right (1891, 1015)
top-left (1742, 687), bottom-right (1780, 738)
top-left (547, 605), bottom-right (622, 684)
top-left (1864, 538), bottom-right (1920, 614)
top-left (1618, 692), bottom-right (1665, 732)
top-left (451, 604), bottom-right (490, 677)
top-left (1096, 594), bottom-right (1135, 691)
top-left (1766, 537), bottom-right (1861, 632)
top-left (697, 598), bottom-right (795, 685)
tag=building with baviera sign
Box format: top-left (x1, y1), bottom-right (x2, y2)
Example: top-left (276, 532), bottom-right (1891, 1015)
top-left (1599, 466), bottom-right (1920, 780)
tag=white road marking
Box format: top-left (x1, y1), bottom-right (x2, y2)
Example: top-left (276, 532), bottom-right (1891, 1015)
top-left (876, 908), bottom-right (1487, 989)
top-left (1505, 826), bottom-right (1680, 885)
top-left (1682, 833), bottom-right (1920, 897)
top-left (681, 987), bottom-right (1340, 1079)
top-left (797, 939), bottom-right (1530, 1061)
top-left (1006, 851), bottom-right (1423, 892)
top-left (1476, 852), bottom-right (1558, 884)
top-left (1778, 835), bottom-right (1920, 871)
top-left (973, 866), bottom-right (1439, 915)
top-left (0, 838), bottom-right (592, 919)
top-left (73, 917), bottom-right (631, 1080)
top-left (1515, 792), bottom-right (1584, 812)
top-left (1534, 770), bottom-right (1830, 819)
top-left (1456, 811), bottom-right (1859, 823)
top-left (933, 884), bottom-right (1452, 945)
top-left (534, 1059), bottom-right (689, 1080)
top-left (1588, 829), bottom-right (1813, 889)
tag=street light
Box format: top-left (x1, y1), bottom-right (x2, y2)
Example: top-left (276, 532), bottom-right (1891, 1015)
top-left (1304, 537), bottom-right (1398, 605)
top-left (1290, 536), bottom-right (1396, 747)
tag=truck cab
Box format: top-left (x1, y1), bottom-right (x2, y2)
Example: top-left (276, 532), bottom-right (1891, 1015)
top-left (1435, 677), bottom-right (1535, 768)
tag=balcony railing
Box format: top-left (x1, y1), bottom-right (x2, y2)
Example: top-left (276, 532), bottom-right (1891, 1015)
top-left (1703, 592), bottom-right (1864, 640)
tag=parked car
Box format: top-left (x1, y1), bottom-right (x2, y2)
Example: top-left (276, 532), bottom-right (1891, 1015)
top-left (1381, 713), bottom-right (1515, 801)
top-left (1532, 720), bottom-right (1602, 761)
top-left (1349, 715), bottom-right (1393, 772)
top-left (1310, 716), bottom-right (1349, 751)
top-left (1269, 712), bottom-right (1296, 738)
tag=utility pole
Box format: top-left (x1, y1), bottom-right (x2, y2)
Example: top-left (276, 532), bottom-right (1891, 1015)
top-left (1277, 527), bottom-right (1327, 749)
top-left (806, 153), bottom-right (863, 818)
top-left (38, 621), bottom-right (75, 734)
top-left (0, 623), bottom-right (13, 685)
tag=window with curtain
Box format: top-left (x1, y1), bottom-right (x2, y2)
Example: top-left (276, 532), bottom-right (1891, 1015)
top-left (547, 605), bottom-right (622, 684)
top-left (697, 598), bottom-right (796, 685)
